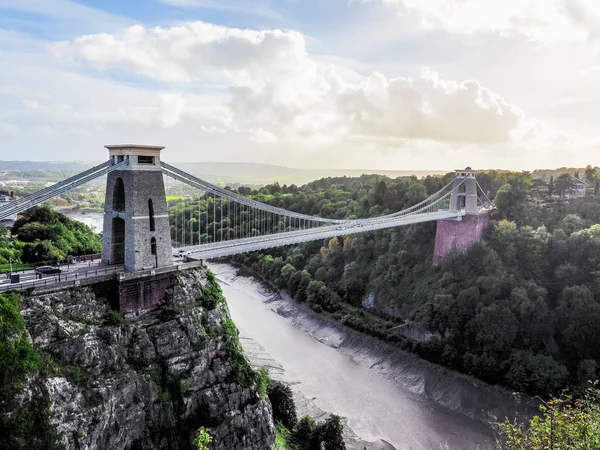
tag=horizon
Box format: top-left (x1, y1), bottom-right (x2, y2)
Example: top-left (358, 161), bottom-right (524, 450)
top-left (0, 158), bottom-right (597, 175)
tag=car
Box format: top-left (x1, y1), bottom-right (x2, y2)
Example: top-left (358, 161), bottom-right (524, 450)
top-left (35, 266), bottom-right (62, 275)
top-left (173, 250), bottom-right (190, 258)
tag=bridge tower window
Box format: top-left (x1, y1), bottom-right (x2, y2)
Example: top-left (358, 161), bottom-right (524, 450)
top-left (138, 155), bottom-right (155, 165)
top-left (113, 177), bottom-right (125, 212)
top-left (150, 237), bottom-right (157, 255)
top-left (148, 199), bottom-right (155, 231)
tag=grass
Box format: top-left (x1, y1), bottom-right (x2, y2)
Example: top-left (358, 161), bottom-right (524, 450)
top-left (275, 424), bottom-right (295, 450)
top-left (0, 263), bottom-right (32, 274)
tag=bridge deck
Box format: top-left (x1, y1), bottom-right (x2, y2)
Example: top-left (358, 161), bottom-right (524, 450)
top-left (180, 210), bottom-right (465, 259)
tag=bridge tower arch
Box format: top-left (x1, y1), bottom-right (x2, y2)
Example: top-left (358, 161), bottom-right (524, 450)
top-left (102, 144), bottom-right (173, 272)
top-left (433, 169), bottom-right (490, 264)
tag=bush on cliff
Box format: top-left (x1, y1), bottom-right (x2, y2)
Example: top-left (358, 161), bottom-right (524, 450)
top-left (495, 383), bottom-right (600, 449)
top-left (0, 291), bottom-right (62, 449)
top-left (290, 415), bottom-right (346, 450)
top-left (267, 379), bottom-right (297, 429)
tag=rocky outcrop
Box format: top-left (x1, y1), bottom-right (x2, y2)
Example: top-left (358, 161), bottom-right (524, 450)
top-left (15, 268), bottom-right (276, 450)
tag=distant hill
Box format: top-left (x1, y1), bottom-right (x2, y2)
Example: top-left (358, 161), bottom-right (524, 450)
top-left (0, 161), bottom-right (94, 171)
top-left (0, 161), bottom-right (450, 186)
top-left (532, 167), bottom-right (599, 180)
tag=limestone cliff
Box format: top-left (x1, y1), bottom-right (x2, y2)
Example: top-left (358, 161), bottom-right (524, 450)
top-left (1, 268), bottom-right (276, 450)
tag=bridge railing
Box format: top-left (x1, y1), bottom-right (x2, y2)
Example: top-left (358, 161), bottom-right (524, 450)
top-left (0, 265), bottom-right (122, 293)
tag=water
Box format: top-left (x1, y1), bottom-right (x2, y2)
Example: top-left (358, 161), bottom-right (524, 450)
top-left (210, 262), bottom-right (529, 450)
top-left (65, 210), bottom-right (103, 232)
top-left (64, 212), bottom-right (526, 449)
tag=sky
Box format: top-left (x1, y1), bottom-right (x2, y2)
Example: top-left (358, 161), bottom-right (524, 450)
top-left (0, 0), bottom-right (599, 171)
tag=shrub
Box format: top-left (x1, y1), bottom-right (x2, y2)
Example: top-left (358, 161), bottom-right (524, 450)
top-left (103, 310), bottom-right (124, 326)
top-left (268, 380), bottom-right (297, 429)
top-left (495, 383), bottom-right (600, 450)
top-left (193, 426), bottom-right (212, 450)
top-left (256, 366), bottom-right (269, 401)
top-left (199, 270), bottom-right (225, 310)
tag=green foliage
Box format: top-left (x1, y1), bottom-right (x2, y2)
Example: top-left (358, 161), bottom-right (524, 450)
top-left (0, 205), bottom-right (101, 267)
top-left (495, 384), bottom-right (600, 449)
top-left (103, 310), bottom-right (125, 326)
top-left (199, 270), bottom-right (225, 310)
top-left (0, 292), bottom-right (40, 398)
top-left (221, 317), bottom-right (255, 387)
top-left (256, 366), bottom-right (270, 401)
top-left (221, 169), bottom-right (600, 398)
top-left (14, 206), bottom-right (101, 262)
top-left (71, 367), bottom-right (84, 385)
top-left (317, 415), bottom-right (346, 450)
top-left (291, 415), bottom-right (317, 449)
top-left (268, 380), bottom-right (297, 429)
top-left (275, 424), bottom-right (295, 450)
top-left (290, 415), bottom-right (346, 450)
top-left (193, 426), bottom-right (212, 450)
top-left (0, 292), bottom-right (62, 449)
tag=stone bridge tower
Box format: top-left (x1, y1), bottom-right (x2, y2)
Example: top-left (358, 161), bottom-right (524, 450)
top-left (433, 169), bottom-right (490, 264)
top-left (102, 145), bottom-right (173, 272)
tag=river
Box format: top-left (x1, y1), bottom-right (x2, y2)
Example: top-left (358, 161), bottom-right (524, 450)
top-left (67, 211), bottom-right (529, 450)
top-left (209, 262), bottom-right (532, 450)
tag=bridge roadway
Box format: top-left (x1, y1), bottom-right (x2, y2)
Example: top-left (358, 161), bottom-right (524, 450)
top-left (180, 209), bottom-right (466, 259)
top-left (0, 210), bottom-right (468, 293)
top-left (0, 257), bottom-right (190, 293)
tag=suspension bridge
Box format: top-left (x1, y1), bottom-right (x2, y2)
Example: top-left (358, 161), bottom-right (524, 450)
top-left (0, 144), bottom-right (493, 276)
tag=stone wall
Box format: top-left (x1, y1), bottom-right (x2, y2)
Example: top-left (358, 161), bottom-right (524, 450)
top-left (13, 268), bottom-right (276, 450)
top-left (118, 272), bottom-right (173, 313)
top-left (433, 213), bottom-right (490, 265)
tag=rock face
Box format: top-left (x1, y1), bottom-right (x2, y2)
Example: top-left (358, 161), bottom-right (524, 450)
top-left (17, 268), bottom-right (276, 450)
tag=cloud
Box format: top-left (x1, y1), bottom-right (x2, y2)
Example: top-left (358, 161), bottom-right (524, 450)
top-left (248, 128), bottom-right (278, 143)
top-left (353, 0), bottom-right (600, 42)
top-left (155, 0), bottom-right (288, 21)
top-left (0, 122), bottom-right (18, 134)
top-left (50, 21), bottom-right (527, 148)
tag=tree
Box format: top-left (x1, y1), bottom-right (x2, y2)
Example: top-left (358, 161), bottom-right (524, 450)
top-left (547, 175), bottom-right (555, 198)
top-left (495, 384), bottom-right (600, 450)
top-left (494, 182), bottom-right (528, 222)
top-left (292, 416), bottom-right (317, 449)
top-left (316, 415), bottom-right (346, 450)
top-left (584, 165), bottom-right (597, 185)
top-left (267, 380), bottom-right (297, 429)
top-left (555, 173), bottom-right (573, 200)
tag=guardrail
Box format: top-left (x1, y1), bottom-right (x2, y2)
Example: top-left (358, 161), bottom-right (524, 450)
top-left (0, 265), bottom-right (121, 293)
top-left (0, 254), bottom-right (103, 275)
top-left (0, 259), bottom-right (207, 293)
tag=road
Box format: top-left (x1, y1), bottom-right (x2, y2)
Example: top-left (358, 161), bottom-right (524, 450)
top-left (0, 256), bottom-right (189, 293)
top-left (0, 259), bottom-right (120, 292)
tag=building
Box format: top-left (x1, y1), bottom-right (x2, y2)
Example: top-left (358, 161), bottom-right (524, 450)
top-left (0, 190), bottom-right (16, 223)
top-left (551, 178), bottom-right (592, 200)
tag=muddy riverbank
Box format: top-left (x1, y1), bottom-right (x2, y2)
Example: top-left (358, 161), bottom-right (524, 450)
top-left (210, 262), bottom-right (535, 450)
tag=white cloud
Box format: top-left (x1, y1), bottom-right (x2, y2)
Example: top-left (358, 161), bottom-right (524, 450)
top-left (353, 0), bottom-right (600, 42)
top-left (0, 122), bottom-right (18, 134)
top-left (22, 99), bottom-right (40, 110)
top-left (50, 21), bottom-right (527, 148)
top-left (248, 128), bottom-right (278, 143)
